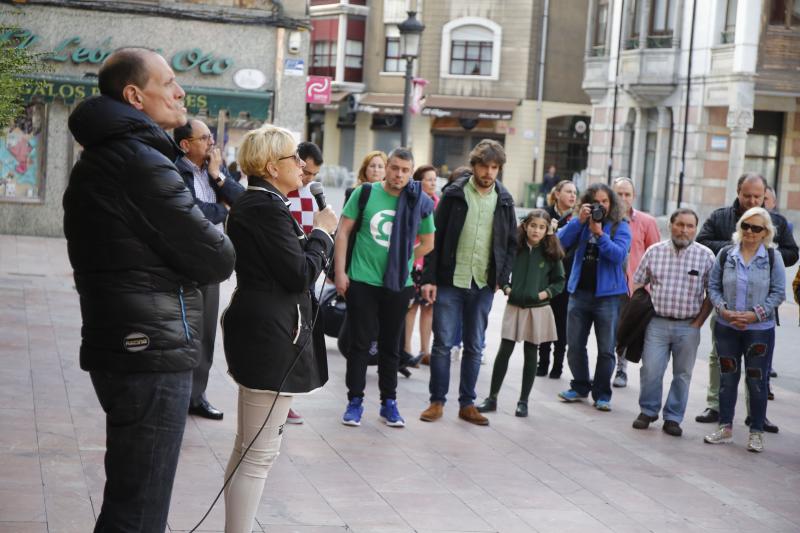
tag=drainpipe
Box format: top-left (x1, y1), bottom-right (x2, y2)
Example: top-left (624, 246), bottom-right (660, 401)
top-left (677, 0), bottom-right (697, 207)
top-left (533, 0), bottom-right (550, 185)
top-left (608, 0), bottom-right (625, 184)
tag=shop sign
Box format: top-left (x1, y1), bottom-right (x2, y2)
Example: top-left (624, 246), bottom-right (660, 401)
top-left (1, 28), bottom-right (233, 76)
top-left (306, 76), bottom-right (331, 105)
top-left (422, 107), bottom-right (512, 120)
top-left (284, 59), bottom-right (305, 77)
top-left (19, 75), bottom-right (273, 121)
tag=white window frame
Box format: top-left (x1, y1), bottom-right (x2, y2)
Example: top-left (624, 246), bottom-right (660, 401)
top-left (440, 17), bottom-right (502, 81)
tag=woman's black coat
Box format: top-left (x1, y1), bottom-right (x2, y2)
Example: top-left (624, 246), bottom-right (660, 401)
top-left (222, 178), bottom-right (333, 392)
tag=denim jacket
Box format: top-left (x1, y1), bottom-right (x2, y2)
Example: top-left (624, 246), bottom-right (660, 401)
top-left (709, 243), bottom-right (786, 326)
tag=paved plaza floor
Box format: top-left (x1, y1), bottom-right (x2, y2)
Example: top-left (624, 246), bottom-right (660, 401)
top-left (1, 233), bottom-right (799, 532)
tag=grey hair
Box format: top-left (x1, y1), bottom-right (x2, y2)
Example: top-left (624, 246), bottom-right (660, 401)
top-left (732, 207), bottom-right (777, 248)
top-left (613, 176), bottom-right (635, 193)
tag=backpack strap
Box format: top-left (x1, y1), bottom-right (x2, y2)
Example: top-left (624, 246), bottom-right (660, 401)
top-left (345, 183), bottom-right (373, 270)
top-left (718, 244), bottom-right (733, 269)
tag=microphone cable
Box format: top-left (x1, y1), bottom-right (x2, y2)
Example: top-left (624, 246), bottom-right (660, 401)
top-left (189, 218), bottom-right (339, 532)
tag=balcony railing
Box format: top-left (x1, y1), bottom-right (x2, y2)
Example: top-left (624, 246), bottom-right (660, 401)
top-left (647, 35), bottom-right (673, 48)
top-left (624, 38), bottom-right (639, 50)
top-left (721, 29), bottom-right (735, 44)
top-left (590, 45), bottom-right (607, 57)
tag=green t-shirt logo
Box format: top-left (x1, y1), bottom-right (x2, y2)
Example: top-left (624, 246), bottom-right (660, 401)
top-left (370, 209), bottom-right (395, 248)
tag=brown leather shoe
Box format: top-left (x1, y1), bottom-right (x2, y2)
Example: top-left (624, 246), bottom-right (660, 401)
top-left (420, 402), bottom-right (443, 422)
top-left (420, 353), bottom-right (430, 365)
top-left (458, 404), bottom-right (489, 426)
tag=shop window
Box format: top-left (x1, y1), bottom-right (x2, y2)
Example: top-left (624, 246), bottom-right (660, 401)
top-left (440, 17), bottom-right (502, 80)
top-left (592, 0), bottom-right (609, 56)
top-left (722, 0), bottom-right (738, 43)
top-left (0, 103), bottom-right (45, 203)
top-left (769, 0), bottom-right (800, 26)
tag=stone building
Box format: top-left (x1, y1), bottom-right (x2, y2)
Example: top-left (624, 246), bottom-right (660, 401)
top-left (0, 0), bottom-right (309, 236)
top-left (307, 0), bottom-right (592, 204)
top-left (583, 0), bottom-right (800, 224)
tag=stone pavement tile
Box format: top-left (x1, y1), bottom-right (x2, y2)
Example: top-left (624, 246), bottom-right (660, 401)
top-left (0, 523), bottom-right (48, 533)
top-left (381, 492), bottom-right (494, 532)
top-left (257, 487), bottom-right (345, 527)
top-left (0, 486), bottom-right (46, 523)
top-left (168, 444), bottom-right (227, 532)
top-left (259, 526), bottom-right (349, 533)
top-left (0, 369), bottom-right (34, 410)
top-left (0, 451), bottom-right (41, 489)
top-left (322, 493), bottom-right (408, 530)
top-left (515, 507), bottom-right (615, 532)
top-left (0, 408), bottom-right (38, 452)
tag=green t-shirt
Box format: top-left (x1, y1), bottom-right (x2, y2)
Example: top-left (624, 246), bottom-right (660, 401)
top-left (342, 183), bottom-right (435, 287)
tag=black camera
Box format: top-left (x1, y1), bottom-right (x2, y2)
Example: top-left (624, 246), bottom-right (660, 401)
top-left (590, 203), bottom-right (606, 222)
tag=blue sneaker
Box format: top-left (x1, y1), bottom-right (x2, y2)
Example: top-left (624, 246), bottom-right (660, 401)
top-left (558, 390), bottom-right (587, 402)
top-left (594, 400), bottom-right (612, 412)
top-left (342, 397), bottom-right (364, 426)
top-left (379, 399), bottom-right (405, 427)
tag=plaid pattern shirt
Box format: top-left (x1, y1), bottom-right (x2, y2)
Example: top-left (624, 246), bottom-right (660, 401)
top-left (287, 184), bottom-right (318, 235)
top-left (633, 239), bottom-right (715, 319)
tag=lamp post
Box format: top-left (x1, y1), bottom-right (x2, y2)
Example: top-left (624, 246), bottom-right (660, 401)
top-left (398, 10), bottom-right (424, 148)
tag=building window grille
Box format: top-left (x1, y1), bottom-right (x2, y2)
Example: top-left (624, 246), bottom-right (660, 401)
top-left (449, 40), bottom-right (493, 76)
top-left (384, 36), bottom-right (402, 72)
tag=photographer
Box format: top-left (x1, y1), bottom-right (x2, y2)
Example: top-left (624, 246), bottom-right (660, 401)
top-left (556, 183), bottom-right (631, 411)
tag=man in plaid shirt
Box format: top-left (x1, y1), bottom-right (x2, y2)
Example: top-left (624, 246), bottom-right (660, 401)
top-left (630, 208), bottom-right (715, 437)
top-left (288, 142), bottom-right (323, 234)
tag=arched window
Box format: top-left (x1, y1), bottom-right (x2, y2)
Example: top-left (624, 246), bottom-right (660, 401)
top-left (440, 17), bottom-right (502, 80)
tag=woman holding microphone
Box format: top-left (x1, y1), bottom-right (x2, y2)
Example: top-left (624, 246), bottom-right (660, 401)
top-left (221, 125), bottom-right (337, 532)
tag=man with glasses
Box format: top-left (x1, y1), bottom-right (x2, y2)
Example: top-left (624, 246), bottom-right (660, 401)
top-left (174, 119), bottom-right (245, 420)
top-left (283, 141), bottom-right (325, 425)
top-left (694, 173), bottom-right (797, 432)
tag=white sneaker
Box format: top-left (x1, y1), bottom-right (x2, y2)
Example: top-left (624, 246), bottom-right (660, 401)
top-left (451, 346), bottom-right (462, 360)
top-left (747, 432), bottom-right (764, 453)
top-left (704, 425), bottom-right (733, 444)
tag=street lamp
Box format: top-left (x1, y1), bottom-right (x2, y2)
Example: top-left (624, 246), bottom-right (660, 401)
top-left (398, 10), bottom-right (424, 147)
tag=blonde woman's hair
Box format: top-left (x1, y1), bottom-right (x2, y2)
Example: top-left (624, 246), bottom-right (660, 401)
top-left (356, 150), bottom-right (388, 185)
top-left (547, 179), bottom-right (577, 207)
top-left (237, 125), bottom-right (296, 178)
top-left (732, 207), bottom-right (777, 248)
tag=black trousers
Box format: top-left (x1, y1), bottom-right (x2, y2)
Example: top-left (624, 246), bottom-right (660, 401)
top-left (191, 283), bottom-right (219, 405)
top-left (345, 280), bottom-right (413, 402)
top-left (538, 289), bottom-right (568, 367)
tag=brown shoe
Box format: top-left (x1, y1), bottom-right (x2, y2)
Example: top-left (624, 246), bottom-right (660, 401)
top-left (420, 353), bottom-right (430, 365)
top-left (420, 402), bottom-right (443, 422)
top-left (458, 404), bottom-right (489, 426)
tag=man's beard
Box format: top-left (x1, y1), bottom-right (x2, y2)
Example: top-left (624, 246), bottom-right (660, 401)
top-left (672, 237), bottom-right (692, 249)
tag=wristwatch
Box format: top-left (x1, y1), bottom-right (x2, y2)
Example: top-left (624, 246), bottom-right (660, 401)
top-left (212, 175), bottom-right (224, 186)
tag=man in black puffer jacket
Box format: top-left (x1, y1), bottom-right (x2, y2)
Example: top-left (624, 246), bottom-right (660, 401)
top-left (63, 48), bottom-right (235, 533)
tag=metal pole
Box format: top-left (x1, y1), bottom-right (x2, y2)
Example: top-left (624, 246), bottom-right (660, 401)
top-left (677, 0), bottom-right (697, 208)
top-left (533, 0), bottom-right (550, 184)
top-left (608, 0), bottom-right (625, 184)
top-left (401, 56), bottom-right (413, 147)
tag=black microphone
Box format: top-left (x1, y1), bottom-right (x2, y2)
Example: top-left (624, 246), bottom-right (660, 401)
top-left (309, 181), bottom-right (327, 210)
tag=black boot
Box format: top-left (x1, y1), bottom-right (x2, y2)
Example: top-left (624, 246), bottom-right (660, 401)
top-left (549, 353), bottom-right (564, 379)
top-left (476, 397), bottom-right (497, 413)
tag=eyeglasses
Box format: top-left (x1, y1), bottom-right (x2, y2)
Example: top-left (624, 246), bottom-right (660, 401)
top-left (188, 134), bottom-right (214, 143)
top-left (741, 222), bottom-right (765, 234)
top-left (278, 152), bottom-right (303, 165)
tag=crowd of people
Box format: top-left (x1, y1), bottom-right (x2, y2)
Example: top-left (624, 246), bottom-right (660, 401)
top-left (63, 48), bottom-right (799, 533)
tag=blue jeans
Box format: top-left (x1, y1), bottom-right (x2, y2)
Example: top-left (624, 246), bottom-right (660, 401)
top-left (566, 290), bottom-right (621, 402)
top-left (429, 284), bottom-right (494, 407)
top-left (714, 323), bottom-right (773, 433)
top-left (638, 318), bottom-right (701, 423)
top-left (90, 369), bottom-right (192, 533)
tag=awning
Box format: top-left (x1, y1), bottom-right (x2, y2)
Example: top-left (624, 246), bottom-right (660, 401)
top-left (357, 93), bottom-right (405, 115)
top-left (319, 91), bottom-right (350, 110)
top-left (19, 74), bottom-right (274, 121)
top-left (422, 95), bottom-right (519, 120)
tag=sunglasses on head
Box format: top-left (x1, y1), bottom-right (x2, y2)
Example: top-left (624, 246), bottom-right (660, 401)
top-left (741, 222), bottom-right (765, 234)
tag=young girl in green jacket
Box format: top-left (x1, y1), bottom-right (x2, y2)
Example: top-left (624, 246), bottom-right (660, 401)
top-left (477, 209), bottom-right (566, 417)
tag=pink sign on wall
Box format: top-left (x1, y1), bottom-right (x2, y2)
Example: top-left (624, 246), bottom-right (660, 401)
top-left (306, 76), bottom-right (332, 105)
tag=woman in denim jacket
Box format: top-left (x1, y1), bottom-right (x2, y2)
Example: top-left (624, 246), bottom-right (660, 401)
top-left (704, 207), bottom-right (785, 453)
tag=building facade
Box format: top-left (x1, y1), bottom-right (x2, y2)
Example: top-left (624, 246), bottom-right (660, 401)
top-left (583, 0), bottom-right (800, 224)
top-left (308, 0), bottom-right (592, 204)
top-left (0, 0), bottom-right (309, 236)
